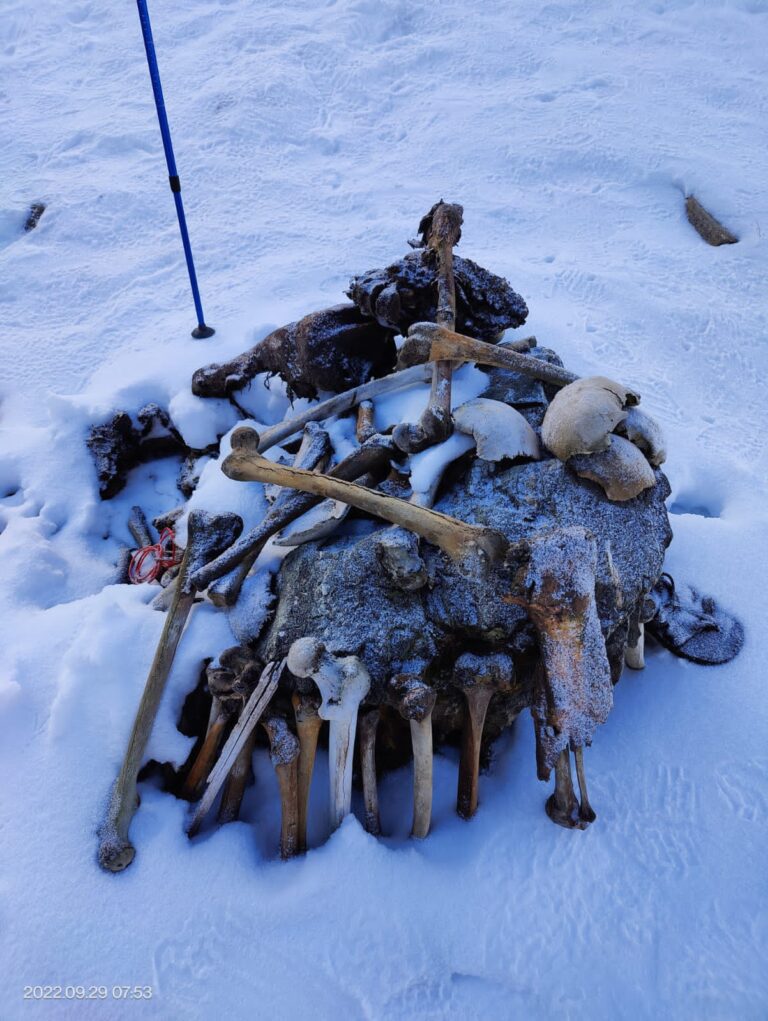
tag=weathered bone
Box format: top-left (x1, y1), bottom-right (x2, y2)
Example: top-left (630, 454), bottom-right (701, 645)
top-left (453, 652), bottom-right (514, 819)
top-left (292, 689), bottom-right (323, 853)
top-left (569, 434), bottom-right (657, 501)
top-left (287, 638), bottom-right (370, 832)
top-left (541, 376), bottom-right (640, 461)
top-left (356, 400), bottom-right (376, 443)
top-left (393, 201), bottom-right (463, 453)
top-left (389, 673), bottom-right (437, 839)
top-left (217, 729), bottom-right (257, 824)
top-left (573, 745), bottom-right (596, 824)
top-left (201, 423), bottom-right (331, 604)
top-left (223, 430), bottom-right (508, 565)
top-left (180, 688), bottom-right (232, 802)
top-left (545, 748), bottom-right (582, 828)
top-left (685, 195), bottom-right (738, 247)
top-left (359, 708), bottom-right (381, 836)
top-left (187, 659), bottom-right (284, 837)
top-left (453, 399), bottom-right (540, 462)
top-left (616, 405), bottom-right (667, 467)
top-left (624, 621), bottom-right (646, 670)
top-left (127, 505), bottom-right (153, 548)
top-left (517, 527), bottom-right (612, 822)
top-left (196, 431), bottom-right (395, 602)
top-left (254, 363), bottom-right (432, 453)
top-left (396, 330), bottom-right (536, 370)
top-left (411, 321), bottom-right (582, 389)
top-left (98, 511), bottom-right (243, 872)
top-left (260, 715), bottom-right (300, 859)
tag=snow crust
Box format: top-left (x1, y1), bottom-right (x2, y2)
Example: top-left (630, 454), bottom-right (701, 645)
top-left (1, 0), bottom-right (767, 1017)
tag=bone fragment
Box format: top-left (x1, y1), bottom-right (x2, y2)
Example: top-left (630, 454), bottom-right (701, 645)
top-left (616, 405), bottom-right (667, 466)
top-left (569, 434), bottom-right (656, 501)
top-left (359, 708), bottom-right (381, 836)
top-left (685, 195), bottom-right (738, 246)
top-left (453, 399), bottom-right (540, 462)
top-left (127, 505), bottom-right (154, 548)
top-left (287, 639), bottom-right (370, 832)
top-left (624, 621), bottom-right (646, 670)
top-left (292, 690), bottom-right (323, 853)
top-left (393, 201), bottom-right (463, 453)
top-left (180, 695), bottom-right (232, 801)
top-left (356, 400), bottom-right (376, 443)
top-left (187, 660), bottom-right (285, 837)
top-left (396, 331), bottom-right (536, 370)
top-left (223, 431), bottom-right (508, 566)
top-left (545, 748), bottom-right (582, 828)
top-left (260, 715), bottom-right (300, 859)
top-left (98, 511), bottom-right (242, 872)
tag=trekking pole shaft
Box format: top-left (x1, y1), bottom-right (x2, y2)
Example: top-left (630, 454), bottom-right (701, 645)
top-left (135, 0), bottom-right (213, 336)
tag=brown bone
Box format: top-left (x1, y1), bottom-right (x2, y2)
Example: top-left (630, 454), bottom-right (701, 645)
top-left (222, 428), bottom-right (508, 565)
top-left (393, 201), bottom-right (463, 453)
top-left (358, 708), bottom-right (381, 836)
top-left (453, 652), bottom-right (514, 819)
top-left (389, 673), bottom-right (437, 839)
top-left (260, 715), bottom-right (300, 860)
top-left (292, 689), bottom-right (324, 853)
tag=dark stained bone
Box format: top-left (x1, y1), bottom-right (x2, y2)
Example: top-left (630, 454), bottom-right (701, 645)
top-left (356, 400), bottom-right (376, 443)
top-left (218, 729), bottom-right (257, 824)
top-left (191, 305), bottom-right (397, 401)
top-left (358, 708), bottom-right (381, 836)
top-left (127, 505), bottom-right (154, 549)
top-left (453, 652), bottom-right (514, 819)
top-left (98, 512), bottom-right (243, 871)
top-left (260, 715), bottom-right (300, 859)
top-left (347, 248), bottom-right (528, 341)
top-left (292, 689), bottom-right (323, 853)
top-left (573, 745), bottom-right (596, 824)
top-left (685, 195), bottom-right (738, 246)
top-left (24, 202), bottom-right (46, 231)
top-left (545, 748), bottom-right (583, 829)
top-left (393, 202), bottom-right (463, 453)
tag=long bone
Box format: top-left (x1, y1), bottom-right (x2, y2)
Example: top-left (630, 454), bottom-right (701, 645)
top-left (260, 715), bottom-right (300, 859)
top-left (180, 667), bottom-right (238, 801)
top-left (98, 511), bottom-right (243, 872)
top-left (393, 201), bottom-right (464, 453)
top-left (287, 638), bottom-right (370, 832)
top-left (291, 689), bottom-right (323, 852)
top-left (217, 729), bottom-right (257, 824)
top-left (195, 430), bottom-right (396, 603)
top-left (515, 527), bottom-right (612, 829)
top-left (182, 648), bottom-right (260, 801)
top-left (187, 659), bottom-right (285, 837)
top-left (389, 673), bottom-right (437, 839)
top-left (358, 708), bottom-right (381, 836)
top-left (200, 423), bottom-right (331, 605)
top-left (222, 429), bottom-right (508, 565)
top-left (453, 652), bottom-right (514, 819)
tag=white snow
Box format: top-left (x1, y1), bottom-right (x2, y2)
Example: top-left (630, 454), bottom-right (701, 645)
top-left (2, 0), bottom-right (767, 1018)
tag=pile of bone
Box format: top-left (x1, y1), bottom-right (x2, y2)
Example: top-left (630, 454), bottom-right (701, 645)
top-left (97, 201), bottom-right (672, 873)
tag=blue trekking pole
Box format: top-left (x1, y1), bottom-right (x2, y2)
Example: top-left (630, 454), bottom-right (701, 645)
top-left (136, 0), bottom-right (214, 339)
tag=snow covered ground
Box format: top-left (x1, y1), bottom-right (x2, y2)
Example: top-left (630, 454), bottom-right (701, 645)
top-left (1, 0), bottom-right (767, 1017)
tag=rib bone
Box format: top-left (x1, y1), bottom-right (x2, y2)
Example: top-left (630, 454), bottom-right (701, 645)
top-left (223, 431), bottom-right (508, 565)
top-left (98, 511), bottom-right (243, 872)
top-left (287, 638), bottom-right (370, 832)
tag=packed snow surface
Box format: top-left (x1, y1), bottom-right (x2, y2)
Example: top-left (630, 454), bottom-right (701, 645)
top-left (1, 0), bottom-right (767, 1018)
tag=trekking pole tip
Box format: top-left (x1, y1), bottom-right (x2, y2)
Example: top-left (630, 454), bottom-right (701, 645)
top-left (192, 324), bottom-right (215, 339)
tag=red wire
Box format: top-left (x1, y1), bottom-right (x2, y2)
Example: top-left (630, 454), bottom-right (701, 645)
top-left (129, 527), bottom-right (183, 584)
